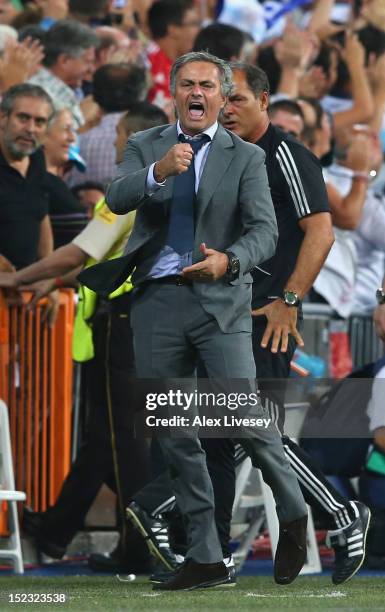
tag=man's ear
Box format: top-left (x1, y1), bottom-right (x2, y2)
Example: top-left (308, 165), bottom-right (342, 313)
top-left (168, 23), bottom-right (180, 40)
top-left (0, 111), bottom-right (7, 129)
top-left (56, 53), bottom-right (71, 71)
top-left (259, 91), bottom-right (269, 111)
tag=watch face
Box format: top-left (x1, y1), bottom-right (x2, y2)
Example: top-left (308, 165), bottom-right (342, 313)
top-left (284, 291), bottom-right (299, 306)
top-left (376, 289), bottom-right (385, 304)
top-left (231, 259), bottom-right (240, 274)
top-left (226, 253), bottom-right (240, 280)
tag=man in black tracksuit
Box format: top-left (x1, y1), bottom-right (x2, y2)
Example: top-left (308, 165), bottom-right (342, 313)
top-left (212, 64), bottom-right (370, 586)
top-left (127, 64), bottom-right (371, 586)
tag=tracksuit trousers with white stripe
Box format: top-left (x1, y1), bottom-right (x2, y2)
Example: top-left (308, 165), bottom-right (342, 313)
top-left (204, 318), bottom-right (355, 556)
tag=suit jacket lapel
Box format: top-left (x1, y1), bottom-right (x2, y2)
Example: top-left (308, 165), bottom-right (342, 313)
top-left (152, 124), bottom-right (178, 205)
top-left (196, 125), bottom-right (235, 220)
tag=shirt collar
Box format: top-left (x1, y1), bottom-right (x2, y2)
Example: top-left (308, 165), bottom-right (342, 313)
top-left (176, 120), bottom-right (218, 141)
top-left (0, 144), bottom-right (44, 173)
top-left (256, 122), bottom-right (274, 148)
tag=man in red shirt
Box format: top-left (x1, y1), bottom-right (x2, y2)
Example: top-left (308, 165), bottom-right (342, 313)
top-left (147, 0), bottom-right (201, 115)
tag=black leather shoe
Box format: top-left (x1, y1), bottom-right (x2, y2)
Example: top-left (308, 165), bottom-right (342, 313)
top-left (153, 559), bottom-right (230, 591)
top-left (126, 502), bottom-right (179, 571)
top-left (274, 514), bottom-right (307, 584)
top-left (23, 507), bottom-right (66, 559)
top-left (150, 564), bottom-right (237, 587)
top-left (327, 501), bottom-right (371, 584)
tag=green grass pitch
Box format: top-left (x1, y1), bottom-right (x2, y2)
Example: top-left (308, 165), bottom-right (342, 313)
top-left (0, 575), bottom-right (385, 611)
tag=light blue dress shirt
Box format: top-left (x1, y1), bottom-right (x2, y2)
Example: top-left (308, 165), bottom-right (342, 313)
top-left (146, 121), bottom-right (218, 278)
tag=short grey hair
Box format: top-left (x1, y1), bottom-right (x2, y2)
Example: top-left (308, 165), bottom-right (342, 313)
top-left (0, 83), bottom-right (54, 116)
top-left (170, 51), bottom-right (233, 97)
top-left (43, 20), bottom-right (99, 68)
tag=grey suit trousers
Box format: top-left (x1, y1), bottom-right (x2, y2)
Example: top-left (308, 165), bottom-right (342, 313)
top-left (131, 283), bottom-right (306, 563)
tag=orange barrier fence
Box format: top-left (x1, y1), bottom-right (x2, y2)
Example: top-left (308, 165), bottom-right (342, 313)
top-left (0, 290), bottom-right (74, 522)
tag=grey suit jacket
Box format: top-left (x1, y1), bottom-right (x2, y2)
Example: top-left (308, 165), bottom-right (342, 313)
top-left (79, 123), bottom-right (278, 333)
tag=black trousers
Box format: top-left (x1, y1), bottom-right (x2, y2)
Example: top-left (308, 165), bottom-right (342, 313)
top-left (204, 317), bottom-right (354, 557)
top-left (41, 293), bottom-right (152, 549)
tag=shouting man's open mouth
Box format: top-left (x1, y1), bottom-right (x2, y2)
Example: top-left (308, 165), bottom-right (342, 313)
top-left (188, 101), bottom-right (205, 120)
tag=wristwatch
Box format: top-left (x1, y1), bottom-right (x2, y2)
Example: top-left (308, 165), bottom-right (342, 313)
top-left (283, 289), bottom-right (300, 307)
top-left (224, 251), bottom-right (240, 281)
top-left (376, 288), bottom-right (385, 305)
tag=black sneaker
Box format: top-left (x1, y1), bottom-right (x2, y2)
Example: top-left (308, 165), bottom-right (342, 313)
top-left (23, 507), bottom-right (66, 559)
top-left (326, 501), bottom-right (371, 584)
top-left (126, 502), bottom-right (179, 571)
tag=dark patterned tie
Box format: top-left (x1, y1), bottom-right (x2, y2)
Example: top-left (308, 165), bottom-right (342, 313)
top-left (166, 133), bottom-right (211, 255)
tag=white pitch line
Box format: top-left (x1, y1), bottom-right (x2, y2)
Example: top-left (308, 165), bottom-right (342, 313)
top-left (245, 591), bottom-right (346, 598)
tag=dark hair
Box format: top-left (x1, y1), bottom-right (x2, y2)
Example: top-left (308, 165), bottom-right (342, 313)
top-left (331, 26), bottom-right (385, 92)
top-left (71, 181), bottom-right (105, 196)
top-left (357, 25), bottom-right (385, 58)
top-left (171, 51), bottom-right (233, 97)
top-left (353, 0), bottom-right (363, 17)
top-left (313, 42), bottom-right (337, 78)
top-left (43, 20), bottom-right (99, 68)
top-left (257, 46), bottom-right (280, 94)
top-left (297, 97), bottom-right (326, 148)
top-left (269, 99), bottom-right (304, 121)
top-left (92, 64), bottom-right (147, 112)
top-left (230, 61), bottom-right (270, 96)
top-left (193, 23), bottom-right (247, 61)
top-left (68, 0), bottom-right (109, 17)
top-left (119, 102), bottom-right (168, 135)
top-left (148, 0), bottom-right (194, 39)
top-left (18, 25), bottom-right (46, 44)
top-left (0, 83), bottom-right (54, 115)
top-left (10, 5), bottom-right (42, 30)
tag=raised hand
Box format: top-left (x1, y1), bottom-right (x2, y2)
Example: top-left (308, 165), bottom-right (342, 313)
top-left (341, 31), bottom-right (366, 70)
top-left (275, 20), bottom-right (316, 72)
top-left (345, 132), bottom-right (372, 173)
top-left (298, 66), bottom-right (328, 98)
top-left (0, 37), bottom-right (44, 92)
top-left (154, 143), bottom-right (194, 182)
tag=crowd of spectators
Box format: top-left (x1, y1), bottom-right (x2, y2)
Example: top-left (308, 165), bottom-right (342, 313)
top-left (1, 0), bottom-right (385, 571)
top-left (0, 0), bottom-right (384, 318)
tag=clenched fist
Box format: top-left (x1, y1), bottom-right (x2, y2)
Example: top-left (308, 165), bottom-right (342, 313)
top-left (154, 143), bottom-right (194, 182)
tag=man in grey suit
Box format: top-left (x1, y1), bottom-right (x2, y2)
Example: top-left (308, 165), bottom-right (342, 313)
top-left (79, 51), bottom-right (307, 591)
